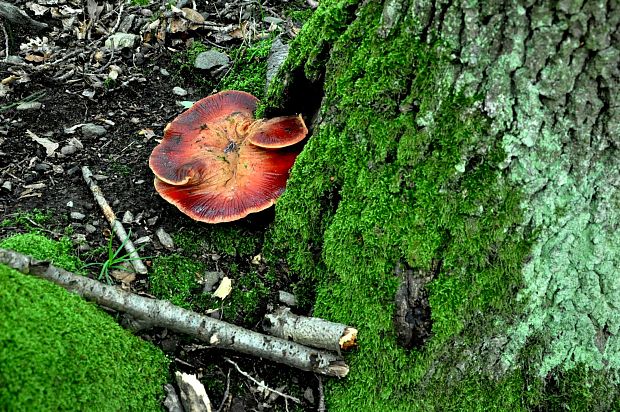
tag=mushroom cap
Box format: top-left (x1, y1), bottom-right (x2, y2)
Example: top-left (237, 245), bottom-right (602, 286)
top-left (247, 115), bottom-right (308, 148)
top-left (149, 90), bottom-right (307, 223)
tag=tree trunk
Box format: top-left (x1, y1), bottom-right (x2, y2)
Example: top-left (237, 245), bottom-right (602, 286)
top-left (265, 0), bottom-right (620, 410)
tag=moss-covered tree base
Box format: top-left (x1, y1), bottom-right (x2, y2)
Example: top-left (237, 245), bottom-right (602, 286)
top-left (264, 0), bottom-right (620, 410)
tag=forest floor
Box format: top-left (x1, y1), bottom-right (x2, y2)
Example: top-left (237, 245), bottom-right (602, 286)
top-left (0, 0), bottom-right (321, 410)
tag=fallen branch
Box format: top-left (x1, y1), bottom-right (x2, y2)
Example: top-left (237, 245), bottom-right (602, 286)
top-left (0, 249), bottom-right (349, 377)
top-left (263, 307), bottom-right (358, 353)
top-left (82, 166), bottom-right (148, 275)
top-left (0, 1), bottom-right (48, 31)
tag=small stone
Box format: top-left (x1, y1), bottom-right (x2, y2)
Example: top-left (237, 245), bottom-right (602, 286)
top-left (278, 290), bottom-right (297, 307)
top-left (140, 8), bottom-right (153, 17)
top-left (134, 236), bottom-right (151, 245)
top-left (105, 32), bottom-right (139, 49)
top-left (118, 14), bottom-right (136, 33)
top-left (303, 387), bottom-right (314, 404)
top-left (147, 216), bottom-right (158, 226)
top-left (160, 68), bottom-right (170, 76)
top-left (60, 145), bottom-right (77, 155)
top-left (201, 271), bottom-right (223, 292)
top-left (66, 200), bottom-right (73, 207)
top-left (263, 16), bottom-right (283, 25)
top-left (194, 50), bottom-right (230, 71)
top-left (1, 181), bottom-right (12, 191)
top-left (81, 123), bottom-right (107, 138)
top-left (34, 163), bottom-right (52, 172)
top-left (85, 224), bottom-right (97, 234)
top-left (122, 211), bottom-right (134, 224)
top-left (70, 211), bottom-right (85, 220)
top-left (172, 86), bottom-right (187, 96)
top-left (16, 101), bottom-right (42, 111)
top-left (156, 227), bottom-right (174, 249)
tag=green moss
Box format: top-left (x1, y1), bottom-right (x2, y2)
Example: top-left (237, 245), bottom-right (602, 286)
top-left (173, 226), bottom-right (262, 258)
top-left (1, 209), bottom-right (53, 230)
top-left (172, 38), bottom-right (272, 100)
top-left (0, 233), bottom-right (82, 274)
top-left (150, 254), bottom-right (207, 309)
top-left (149, 253), bottom-right (272, 326)
top-left (220, 38), bottom-right (273, 100)
top-left (0, 234), bottom-right (169, 410)
top-left (264, 0), bottom-right (533, 409)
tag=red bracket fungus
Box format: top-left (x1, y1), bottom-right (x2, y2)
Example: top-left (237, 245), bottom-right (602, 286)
top-left (149, 90), bottom-right (308, 223)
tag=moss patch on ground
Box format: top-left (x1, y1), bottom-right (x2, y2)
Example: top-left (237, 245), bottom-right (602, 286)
top-left (173, 37), bottom-right (273, 100)
top-left (264, 0), bottom-right (620, 410)
top-left (0, 234), bottom-right (169, 411)
top-left (150, 225), bottom-right (274, 326)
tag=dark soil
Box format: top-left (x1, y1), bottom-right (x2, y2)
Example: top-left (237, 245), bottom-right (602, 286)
top-left (0, 0), bottom-right (321, 410)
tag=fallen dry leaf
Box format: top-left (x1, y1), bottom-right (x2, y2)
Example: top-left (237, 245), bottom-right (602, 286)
top-left (27, 130), bottom-right (58, 157)
top-left (213, 276), bottom-right (232, 300)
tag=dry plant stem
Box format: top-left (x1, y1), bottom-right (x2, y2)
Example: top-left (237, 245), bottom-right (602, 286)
top-left (0, 249), bottom-right (349, 377)
top-left (224, 358), bottom-right (301, 404)
top-left (263, 307), bottom-right (358, 353)
top-left (1, 22), bottom-right (8, 62)
top-left (81, 166), bottom-right (148, 275)
top-left (0, 1), bottom-right (48, 30)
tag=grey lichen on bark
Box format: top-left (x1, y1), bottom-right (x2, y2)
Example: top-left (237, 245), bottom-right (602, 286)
top-left (422, 0), bottom-right (620, 376)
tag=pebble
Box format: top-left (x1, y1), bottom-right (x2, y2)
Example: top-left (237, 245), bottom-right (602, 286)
top-left (303, 388), bottom-right (314, 404)
top-left (1, 181), bottom-right (12, 191)
top-left (81, 123), bottom-right (107, 138)
top-left (278, 290), bottom-right (297, 307)
top-left (70, 211), bottom-right (85, 220)
top-left (172, 86), bottom-right (187, 96)
top-left (66, 200), bottom-right (73, 207)
top-left (105, 32), bottom-right (139, 49)
top-left (156, 227), bottom-right (175, 249)
top-left (147, 216), bottom-right (158, 226)
top-left (16, 102), bottom-right (42, 111)
top-left (122, 211), bottom-right (134, 224)
top-left (202, 271), bottom-right (223, 292)
top-left (34, 163), bottom-right (52, 172)
top-left (160, 68), bottom-right (170, 76)
top-left (85, 224), bottom-right (97, 234)
top-left (60, 145), bottom-right (77, 155)
top-left (194, 50), bottom-right (230, 71)
top-left (134, 236), bottom-right (151, 245)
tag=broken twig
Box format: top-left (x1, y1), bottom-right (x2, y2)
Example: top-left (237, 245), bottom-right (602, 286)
top-left (0, 249), bottom-right (349, 377)
top-left (263, 307), bottom-right (358, 353)
top-left (82, 166), bottom-right (148, 275)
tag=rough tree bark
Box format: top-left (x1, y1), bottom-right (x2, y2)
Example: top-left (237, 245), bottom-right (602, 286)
top-left (265, 0), bottom-right (619, 410)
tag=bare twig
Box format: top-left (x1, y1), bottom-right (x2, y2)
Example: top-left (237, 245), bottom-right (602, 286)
top-left (317, 375), bottom-right (325, 412)
top-left (224, 358), bottom-right (301, 404)
top-left (110, 3), bottom-right (124, 34)
top-left (82, 166), bottom-right (148, 275)
top-left (0, 249), bottom-right (350, 377)
top-left (1, 21), bottom-right (8, 62)
top-left (215, 369), bottom-right (231, 412)
top-left (263, 307), bottom-right (358, 353)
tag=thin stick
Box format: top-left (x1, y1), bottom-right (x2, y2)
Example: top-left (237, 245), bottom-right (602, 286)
top-left (1, 21), bottom-right (8, 62)
top-left (81, 166), bottom-right (148, 275)
top-left (0, 249), bottom-right (349, 377)
top-left (317, 375), bottom-right (325, 412)
top-left (224, 358), bottom-right (301, 404)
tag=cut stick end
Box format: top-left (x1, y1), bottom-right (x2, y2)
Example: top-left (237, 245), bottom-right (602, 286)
top-left (327, 361), bottom-right (350, 378)
top-left (339, 327), bottom-right (358, 350)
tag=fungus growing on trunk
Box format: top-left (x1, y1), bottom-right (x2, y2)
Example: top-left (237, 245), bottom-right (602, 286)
top-left (149, 90), bottom-right (308, 223)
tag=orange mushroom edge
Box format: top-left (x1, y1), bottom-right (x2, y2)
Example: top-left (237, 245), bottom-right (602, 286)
top-left (148, 90), bottom-right (308, 223)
